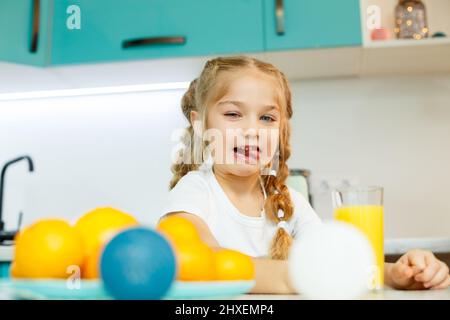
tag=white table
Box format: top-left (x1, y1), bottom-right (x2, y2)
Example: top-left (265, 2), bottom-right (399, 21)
top-left (0, 286), bottom-right (448, 300)
top-left (237, 288), bottom-right (450, 300)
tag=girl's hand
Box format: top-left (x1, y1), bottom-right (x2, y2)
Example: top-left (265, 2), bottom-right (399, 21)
top-left (386, 250), bottom-right (450, 290)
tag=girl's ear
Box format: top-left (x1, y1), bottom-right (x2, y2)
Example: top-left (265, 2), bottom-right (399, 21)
top-left (190, 110), bottom-right (199, 124)
top-left (190, 110), bottom-right (203, 138)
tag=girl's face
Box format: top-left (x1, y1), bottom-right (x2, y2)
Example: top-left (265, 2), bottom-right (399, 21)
top-left (195, 69), bottom-right (281, 177)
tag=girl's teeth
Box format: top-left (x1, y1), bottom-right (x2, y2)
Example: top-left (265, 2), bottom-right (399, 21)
top-left (233, 146), bottom-right (260, 162)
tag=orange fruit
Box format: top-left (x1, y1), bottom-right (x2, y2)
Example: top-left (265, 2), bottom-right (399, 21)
top-left (157, 215), bottom-right (201, 245)
top-left (172, 241), bottom-right (216, 281)
top-left (214, 249), bottom-right (255, 281)
top-left (75, 207), bottom-right (138, 257)
top-left (10, 262), bottom-right (22, 278)
top-left (74, 207), bottom-right (138, 279)
top-left (13, 219), bottom-right (84, 279)
top-left (81, 245), bottom-right (103, 279)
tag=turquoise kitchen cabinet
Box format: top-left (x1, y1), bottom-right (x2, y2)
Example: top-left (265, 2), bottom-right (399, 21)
top-left (51, 0), bottom-right (264, 65)
top-left (263, 0), bottom-right (362, 51)
top-left (0, 0), bottom-right (52, 66)
top-left (0, 0), bottom-right (264, 66)
top-left (0, 0), bottom-right (362, 67)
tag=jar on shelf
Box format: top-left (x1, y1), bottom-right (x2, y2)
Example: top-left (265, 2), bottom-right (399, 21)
top-left (394, 0), bottom-right (429, 40)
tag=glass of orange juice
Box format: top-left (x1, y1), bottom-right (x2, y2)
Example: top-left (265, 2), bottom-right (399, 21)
top-left (332, 186), bottom-right (384, 290)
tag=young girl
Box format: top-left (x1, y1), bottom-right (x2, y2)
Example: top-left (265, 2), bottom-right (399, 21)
top-left (159, 56), bottom-right (450, 294)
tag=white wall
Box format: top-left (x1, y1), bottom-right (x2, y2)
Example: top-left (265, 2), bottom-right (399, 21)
top-left (1, 74), bottom-right (449, 237)
top-left (289, 74), bottom-right (450, 238)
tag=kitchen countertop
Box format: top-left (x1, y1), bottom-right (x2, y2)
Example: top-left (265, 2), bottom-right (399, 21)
top-left (236, 288), bottom-right (450, 300)
top-left (385, 237), bottom-right (450, 255)
top-left (0, 246), bottom-right (13, 262)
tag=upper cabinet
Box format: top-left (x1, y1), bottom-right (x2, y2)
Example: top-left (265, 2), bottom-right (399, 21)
top-left (0, 0), bottom-right (364, 67)
top-left (51, 0), bottom-right (265, 65)
top-left (263, 0), bottom-right (362, 51)
top-left (0, 0), bottom-right (53, 66)
top-left (0, 0), bottom-right (265, 66)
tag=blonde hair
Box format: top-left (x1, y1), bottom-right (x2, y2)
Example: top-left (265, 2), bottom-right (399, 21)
top-left (170, 55), bottom-right (294, 260)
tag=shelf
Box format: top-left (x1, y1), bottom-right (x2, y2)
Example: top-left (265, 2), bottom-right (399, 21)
top-left (360, 0), bottom-right (450, 46)
top-left (360, 0), bottom-right (450, 76)
top-left (362, 40), bottom-right (450, 76)
top-left (365, 37), bottom-right (450, 49)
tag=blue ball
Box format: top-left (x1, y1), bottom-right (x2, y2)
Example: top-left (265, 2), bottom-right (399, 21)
top-left (100, 227), bottom-right (176, 300)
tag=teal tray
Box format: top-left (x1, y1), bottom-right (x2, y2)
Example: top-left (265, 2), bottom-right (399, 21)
top-left (0, 279), bottom-right (255, 300)
top-left (165, 280), bottom-right (255, 299)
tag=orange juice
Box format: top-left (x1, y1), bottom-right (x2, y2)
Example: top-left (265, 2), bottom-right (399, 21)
top-left (334, 205), bottom-right (384, 289)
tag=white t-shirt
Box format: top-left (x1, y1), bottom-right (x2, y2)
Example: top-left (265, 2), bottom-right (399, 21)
top-left (159, 167), bottom-right (322, 258)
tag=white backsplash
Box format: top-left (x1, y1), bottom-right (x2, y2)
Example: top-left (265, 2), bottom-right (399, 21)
top-left (0, 90), bottom-right (187, 229)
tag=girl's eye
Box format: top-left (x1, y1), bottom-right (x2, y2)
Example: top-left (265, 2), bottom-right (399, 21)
top-left (261, 115), bottom-right (276, 122)
top-left (224, 112), bottom-right (241, 118)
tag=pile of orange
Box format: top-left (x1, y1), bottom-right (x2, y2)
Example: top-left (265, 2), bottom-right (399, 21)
top-left (11, 207), bottom-right (138, 280)
top-left (157, 215), bottom-right (255, 281)
top-left (11, 210), bottom-right (255, 283)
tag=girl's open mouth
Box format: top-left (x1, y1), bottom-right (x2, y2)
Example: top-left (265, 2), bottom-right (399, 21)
top-left (233, 145), bottom-right (260, 163)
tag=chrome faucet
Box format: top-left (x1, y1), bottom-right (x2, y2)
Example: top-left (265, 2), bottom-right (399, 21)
top-left (0, 156), bottom-right (34, 243)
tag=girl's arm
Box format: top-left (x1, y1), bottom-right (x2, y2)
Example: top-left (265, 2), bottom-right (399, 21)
top-left (251, 257), bottom-right (297, 294)
top-left (164, 212), bottom-right (297, 294)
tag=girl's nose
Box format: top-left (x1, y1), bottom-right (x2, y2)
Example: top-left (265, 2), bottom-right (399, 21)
top-left (242, 118), bottom-right (260, 139)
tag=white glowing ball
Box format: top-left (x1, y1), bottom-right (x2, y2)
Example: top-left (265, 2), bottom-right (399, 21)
top-left (288, 221), bottom-right (376, 299)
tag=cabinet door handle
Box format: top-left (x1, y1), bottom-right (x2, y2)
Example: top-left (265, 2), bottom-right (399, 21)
top-left (122, 36), bottom-right (186, 49)
top-left (275, 0), bottom-right (285, 35)
top-left (30, 0), bottom-right (40, 52)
